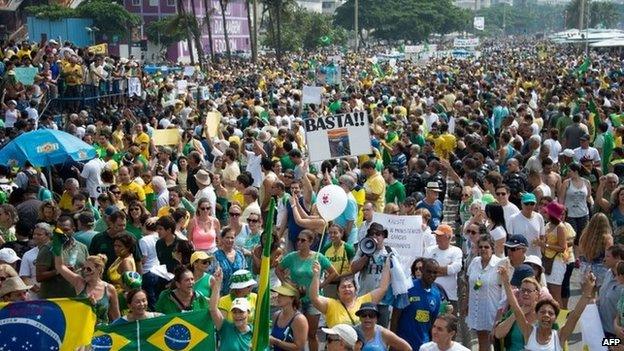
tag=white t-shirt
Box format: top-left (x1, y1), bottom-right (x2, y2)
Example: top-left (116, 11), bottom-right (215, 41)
top-left (419, 341), bottom-right (470, 351)
top-left (81, 158), bottom-right (106, 199)
top-left (490, 226), bottom-right (507, 241)
top-left (543, 139), bottom-right (561, 163)
top-left (139, 233), bottom-right (160, 271)
top-left (245, 151), bottom-right (263, 188)
top-left (502, 202), bottom-right (520, 233)
top-left (508, 212), bottom-right (545, 257)
top-left (573, 146), bottom-right (601, 163)
top-left (19, 246), bottom-right (39, 280)
top-left (423, 245), bottom-right (463, 301)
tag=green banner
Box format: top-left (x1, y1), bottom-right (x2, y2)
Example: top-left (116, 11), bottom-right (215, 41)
top-left (92, 310), bottom-right (216, 350)
top-left (13, 67), bottom-right (38, 85)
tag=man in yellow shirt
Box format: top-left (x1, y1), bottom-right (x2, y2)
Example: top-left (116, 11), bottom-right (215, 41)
top-left (117, 166), bottom-right (146, 202)
top-left (59, 178), bottom-right (80, 212)
top-left (62, 55), bottom-right (84, 96)
top-left (133, 124), bottom-right (150, 160)
top-left (361, 161), bottom-right (385, 212)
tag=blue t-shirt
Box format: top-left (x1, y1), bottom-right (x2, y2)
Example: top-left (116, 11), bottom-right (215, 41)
top-left (396, 278), bottom-right (443, 351)
top-left (214, 249), bottom-right (247, 295)
top-left (416, 200), bottom-right (443, 230)
top-left (333, 197), bottom-right (358, 244)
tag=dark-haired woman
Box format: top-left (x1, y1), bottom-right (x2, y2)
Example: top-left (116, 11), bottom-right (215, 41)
top-left (214, 226), bottom-right (247, 295)
top-left (320, 224), bottom-right (355, 299)
top-left (485, 203), bottom-right (507, 257)
top-left (108, 233), bottom-right (137, 294)
top-left (270, 284), bottom-right (308, 351)
top-left (558, 162), bottom-right (592, 246)
top-left (113, 289), bottom-right (163, 324)
top-left (155, 266), bottom-right (209, 314)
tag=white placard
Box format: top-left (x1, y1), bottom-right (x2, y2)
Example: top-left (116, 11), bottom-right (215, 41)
top-left (304, 112), bottom-right (372, 163)
top-left (474, 16), bottom-right (485, 31)
top-left (200, 86), bottom-right (210, 101)
top-left (183, 66), bottom-right (195, 77)
top-left (176, 79), bottom-right (188, 93)
top-left (372, 213), bottom-right (424, 273)
top-left (127, 77), bottom-right (141, 97)
top-left (302, 86), bottom-right (322, 105)
top-left (453, 38), bottom-right (480, 48)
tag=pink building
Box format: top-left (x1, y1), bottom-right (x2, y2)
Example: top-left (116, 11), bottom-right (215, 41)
top-left (122, 0), bottom-right (250, 62)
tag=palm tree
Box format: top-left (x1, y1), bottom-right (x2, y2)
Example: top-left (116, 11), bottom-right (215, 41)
top-left (245, 0), bottom-right (256, 62)
top-left (218, 0), bottom-right (232, 66)
top-left (203, 0), bottom-right (216, 62)
top-left (189, 0), bottom-right (206, 69)
top-left (176, 0), bottom-right (195, 64)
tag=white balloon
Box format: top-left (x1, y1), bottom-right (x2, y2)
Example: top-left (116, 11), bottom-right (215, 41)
top-left (316, 185), bottom-right (348, 221)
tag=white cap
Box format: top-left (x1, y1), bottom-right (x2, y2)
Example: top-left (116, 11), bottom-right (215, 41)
top-left (230, 297), bottom-right (251, 312)
top-left (321, 324), bottom-right (357, 348)
top-left (0, 248), bottom-right (19, 264)
top-left (559, 149), bottom-right (574, 158)
top-left (524, 255), bottom-right (543, 269)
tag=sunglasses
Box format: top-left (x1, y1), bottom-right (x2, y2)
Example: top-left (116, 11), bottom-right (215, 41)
top-left (199, 207), bottom-right (211, 211)
top-left (199, 260), bottom-right (210, 265)
top-left (111, 191), bottom-right (121, 195)
top-left (129, 208), bottom-right (140, 212)
top-left (523, 203), bottom-right (536, 206)
top-left (413, 266), bottom-right (422, 272)
top-left (284, 174), bottom-right (294, 179)
top-left (508, 247), bottom-right (524, 252)
top-left (248, 218), bottom-right (259, 223)
top-left (520, 288), bottom-right (537, 294)
top-left (359, 312), bottom-right (377, 319)
top-left (229, 212), bottom-right (241, 217)
top-left (466, 230), bottom-right (478, 235)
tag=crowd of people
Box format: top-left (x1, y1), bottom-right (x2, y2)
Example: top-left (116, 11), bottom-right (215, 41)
top-left (0, 36), bottom-right (623, 351)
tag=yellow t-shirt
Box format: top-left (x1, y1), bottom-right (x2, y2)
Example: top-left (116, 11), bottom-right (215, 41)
top-left (230, 191), bottom-right (246, 208)
top-left (364, 173), bottom-right (385, 212)
top-left (325, 293), bottom-right (372, 327)
top-left (352, 188), bottom-right (366, 225)
top-left (218, 293), bottom-right (257, 323)
top-left (59, 191), bottom-right (73, 212)
top-left (434, 133), bottom-right (457, 160)
top-left (120, 182), bottom-right (146, 201)
top-left (134, 132), bottom-right (150, 159)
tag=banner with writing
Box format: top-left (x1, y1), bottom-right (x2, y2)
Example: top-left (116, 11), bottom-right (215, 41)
top-left (473, 16), bottom-right (485, 31)
top-left (304, 112), bottom-right (371, 162)
top-left (453, 38), bottom-right (480, 48)
top-left (302, 86), bottom-right (322, 105)
top-left (88, 43), bottom-right (108, 55)
top-left (153, 129), bottom-right (181, 146)
top-left (372, 213), bottom-right (424, 273)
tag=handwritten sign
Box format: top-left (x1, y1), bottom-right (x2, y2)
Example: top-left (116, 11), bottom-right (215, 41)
top-left (372, 213), bottom-right (424, 273)
top-left (153, 129), bottom-right (180, 146)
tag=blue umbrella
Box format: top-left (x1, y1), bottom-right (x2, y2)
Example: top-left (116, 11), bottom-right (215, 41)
top-left (0, 129), bottom-right (97, 168)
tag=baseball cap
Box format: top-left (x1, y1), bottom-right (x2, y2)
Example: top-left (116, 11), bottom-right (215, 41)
top-left (504, 234), bottom-right (529, 248)
top-left (520, 193), bottom-right (537, 204)
top-left (559, 149), bottom-right (575, 158)
top-left (511, 264), bottom-right (535, 287)
top-left (230, 297), bottom-right (251, 312)
top-left (433, 224), bottom-right (453, 236)
top-left (0, 248), bottom-right (19, 264)
top-left (321, 324), bottom-right (357, 348)
top-left (190, 251), bottom-right (211, 266)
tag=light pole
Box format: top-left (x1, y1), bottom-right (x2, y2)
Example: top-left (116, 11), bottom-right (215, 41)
top-left (585, 0), bottom-right (590, 56)
top-left (354, 0), bottom-right (359, 52)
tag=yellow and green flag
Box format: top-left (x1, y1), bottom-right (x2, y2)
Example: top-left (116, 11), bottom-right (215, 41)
top-left (0, 298), bottom-right (96, 351)
top-left (252, 197), bottom-right (275, 351)
top-left (92, 310), bottom-right (215, 350)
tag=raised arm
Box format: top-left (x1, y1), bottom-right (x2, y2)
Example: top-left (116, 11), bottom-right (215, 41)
top-left (559, 272), bottom-right (595, 343)
top-left (209, 268), bottom-right (225, 330)
top-left (369, 256), bottom-right (391, 303)
top-left (53, 254), bottom-right (84, 293)
top-left (309, 261), bottom-right (329, 314)
top-left (596, 177), bottom-right (611, 211)
top-left (498, 265), bottom-right (532, 341)
top-left (381, 328), bottom-right (413, 351)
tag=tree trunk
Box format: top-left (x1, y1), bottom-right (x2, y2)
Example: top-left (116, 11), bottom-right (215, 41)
top-left (189, 0), bottom-right (205, 69)
top-left (246, 0), bottom-right (256, 63)
top-left (219, 0), bottom-right (232, 67)
top-left (275, 0), bottom-right (282, 63)
top-left (178, 0), bottom-right (195, 64)
top-left (203, 0), bottom-right (215, 63)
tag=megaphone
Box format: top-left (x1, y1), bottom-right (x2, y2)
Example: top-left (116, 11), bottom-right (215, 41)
top-left (359, 237), bottom-right (378, 256)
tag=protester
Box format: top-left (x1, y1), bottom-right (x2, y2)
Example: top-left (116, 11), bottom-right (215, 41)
top-left (353, 302), bottom-right (413, 351)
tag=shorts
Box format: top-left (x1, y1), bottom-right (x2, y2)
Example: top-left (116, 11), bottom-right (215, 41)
top-left (545, 259), bottom-right (566, 285)
top-left (302, 300), bottom-right (321, 316)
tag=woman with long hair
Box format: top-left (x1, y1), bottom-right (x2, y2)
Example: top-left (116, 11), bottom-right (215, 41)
top-left (269, 283), bottom-right (308, 351)
top-left (485, 203), bottom-right (507, 257)
top-left (37, 200), bottom-right (61, 226)
top-left (54, 254), bottom-right (120, 325)
top-left (113, 289), bottom-right (162, 324)
top-left (226, 204), bottom-right (244, 236)
top-left (107, 233), bottom-right (137, 294)
top-left (0, 204), bottom-right (18, 244)
top-left (558, 162), bottom-right (592, 247)
top-left (125, 200), bottom-right (150, 240)
top-left (155, 266), bottom-right (209, 314)
top-left (578, 212), bottom-right (614, 288)
top-left (536, 201), bottom-right (567, 305)
top-left (187, 198), bottom-right (219, 253)
top-left (498, 265), bottom-right (595, 350)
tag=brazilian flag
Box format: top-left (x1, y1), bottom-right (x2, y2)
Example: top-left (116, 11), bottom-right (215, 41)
top-left (0, 298), bottom-right (96, 351)
top-left (92, 311), bottom-right (215, 350)
top-left (252, 198), bottom-right (275, 351)
top-left (575, 57), bottom-right (591, 77)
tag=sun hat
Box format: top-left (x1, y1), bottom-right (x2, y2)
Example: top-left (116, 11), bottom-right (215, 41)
top-left (541, 201), bottom-right (564, 222)
top-left (355, 302), bottom-right (380, 318)
top-left (194, 169), bottom-right (212, 186)
top-left (271, 283), bottom-right (299, 297)
top-left (426, 181), bottom-right (442, 192)
top-left (321, 324), bottom-right (357, 348)
top-left (0, 277), bottom-right (32, 297)
top-left (229, 270), bottom-right (257, 290)
top-left (190, 251), bottom-right (212, 266)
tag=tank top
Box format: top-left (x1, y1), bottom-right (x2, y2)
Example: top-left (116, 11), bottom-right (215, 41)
top-left (107, 257), bottom-right (136, 293)
top-left (360, 325), bottom-right (387, 351)
top-left (79, 282), bottom-right (111, 325)
top-left (271, 311), bottom-right (300, 351)
top-left (525, 326), bottom-right (562, 351)
top-left (564, 180), bottom-right (588, 218)
top-left (191, 217), bottom-right (217, 251)
top-left (544, 224), bottom-right (565, 261)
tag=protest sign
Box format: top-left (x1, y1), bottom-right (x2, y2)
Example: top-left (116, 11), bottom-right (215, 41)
top-left (206, 111), bottom-right (221, 138)
top-left (183, 66), bottom-right (195, 77)
top-left (127, 77), bottom-right (141, 97)
top-left (473, 16), bottom-right (485, 31)
top-left (453, 38), bottom-right (480, 48)
top-left (176, 80), bottom-right (188, 93)
top-left (153, 129), bottom-right (181, 146)
top-left (302, 86), bottom-right (322, 105)
top-left (88, 43), bottom-right (108, 55)
top-left (317, 64), bottom-right (341, 86)
top-left (304, 112), bottom-right (371, 162)
top-left (372, 213), bottom-right (424, 273)
top-left (13, 67), bottom-right (38, 85)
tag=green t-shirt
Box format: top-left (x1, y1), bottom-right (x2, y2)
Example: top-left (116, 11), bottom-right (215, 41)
top-left (385, 180), bottom-right (406, 204)
top-left (194, 273), bottom-right (213, 298)
top-left (279, 251), bottom-right (332, 303)
top-left (280, 155), bottom-right (295, 171)
top-left (154, 289), bottom-right (209, 314)
top-left (125, 223), bottom-right (143, 242)
top-left (218, 320), bottom-right (252, 351)
top-left (37, 241), bottom-right (89, 298)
